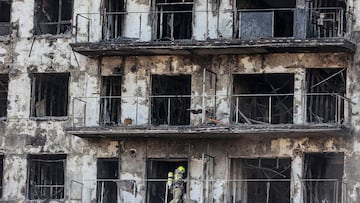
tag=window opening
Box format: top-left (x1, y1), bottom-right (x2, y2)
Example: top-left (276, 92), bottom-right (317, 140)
top-left (34, 0), bottom-right (73, 35)
top-left (230, 158), bottom-right (291, 203)
top-left (103, 0), bottom-right (125, 40)
top-left (155, 0), bottom-right (193, 40)
top-left (100, 76), bottom-right (122, 126)
top-left (151, 75), bottom-right (191, 125)
top-left (0, 74), bottom-right (8, 118)
top-left (146, 159), bottom-right (188, 203)
top-left (303, 153), bottom-right (344, 203)
top-left (306, 68), bottom-right (346, 123)
top-left (27, 154), bottom-right (66, 200)
top-left (31, 73), bottom-right (69, 117)
top-left (232, 74), bottom-right (294, 124)
top-left (0, 0), bottom-right (11, 35)
top-left (236, 0), bottom-right (295, 39)
top-left (97, 158), bottom-right (119, 203)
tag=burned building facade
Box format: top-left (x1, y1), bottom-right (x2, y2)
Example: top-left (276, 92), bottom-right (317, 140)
top-left (0, 0), bottom-right (360, 202)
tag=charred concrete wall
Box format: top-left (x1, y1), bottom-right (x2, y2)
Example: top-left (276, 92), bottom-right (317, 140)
top-left (0, 0), bottom-right (358, 203)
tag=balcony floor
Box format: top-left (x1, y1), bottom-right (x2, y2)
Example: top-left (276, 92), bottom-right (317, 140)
top-left (70, 38), bottom-right (355, 57)
top-left (66, 123), bottom-right (350, 139)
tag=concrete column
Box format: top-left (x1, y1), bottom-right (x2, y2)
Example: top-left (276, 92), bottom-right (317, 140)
top-left (294, 0), bottom-right (307, 39)
top-left (3, 154), bottom-right (27, 201)
top-left (293, 68), bottom-right (306, 125)
top-left (291, 154), bottom-right (303, 203)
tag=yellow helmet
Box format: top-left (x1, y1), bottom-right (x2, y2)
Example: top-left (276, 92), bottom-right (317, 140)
top-left (177, 166), bottom-right (185, 173)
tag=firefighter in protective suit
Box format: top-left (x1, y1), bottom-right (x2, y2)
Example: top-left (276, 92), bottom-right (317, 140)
top-left (169, 166), bottom-right (186, 203)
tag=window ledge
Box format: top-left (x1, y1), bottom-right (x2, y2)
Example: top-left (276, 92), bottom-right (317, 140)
top-left (30, 116), bottom-right (68, 121)
top-left (32, 33), bottom-right (73, 40)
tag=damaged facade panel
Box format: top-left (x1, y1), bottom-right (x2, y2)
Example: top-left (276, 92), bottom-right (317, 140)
top-left (96, 158), bottom-right (119, 203)
top-left (27, 154), bottom-right (66, 200)
top-left (303, 152), bottom-right (344, 203)
top-left (306, 68), bottom-right (346, 124)
top-left (151, 75), bottom-right (191, 125)
top-left (100, 76), bottom-right (122, 126)
top-left (146, 159), bottom-right (188, 202)
top-left (229, 158), bottom-right (291, 203)
top-left (102, 0), bottom-right (125, 40)
top-left (30, 73), bottom-right (69, 118)
top-left (232, 74), bottom-right (294, 124)
top-left (0, 0), bottom-right (11, 36)
top-left (154, 0), bottom-right (193, 40)
top-left (34, 0), bottom-right (73, 35)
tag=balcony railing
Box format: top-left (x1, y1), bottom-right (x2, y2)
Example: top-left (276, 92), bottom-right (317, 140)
top-left (74, 7), bottom-right (351, 43)
top-left (70, 178), bottom-right (348, 203)
top-left (70, 93), bottom-right (349, 128)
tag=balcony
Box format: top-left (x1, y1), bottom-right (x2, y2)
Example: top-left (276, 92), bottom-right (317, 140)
top-left (66, 93), bottom-right (351, 138)
top-left (70, 7), bottom-right (355, 57)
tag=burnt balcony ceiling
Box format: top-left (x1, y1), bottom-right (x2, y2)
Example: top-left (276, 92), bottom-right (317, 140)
top-left (70, 38), bottom-right (355, 57)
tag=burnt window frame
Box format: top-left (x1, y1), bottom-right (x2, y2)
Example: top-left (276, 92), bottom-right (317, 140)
top-left (34, 0), bottom-right (74, 35)
top-left (235, 0), bottom-right (296, 39)
top-left (229, 157), bottom-right (291, 203)
top-left (232, 73), bottom-right (295, 124)
top-left (0, 0), bottom-right (11, 36)
top-left (152, 0), bottom-right (194, 40)
top-left (26, 154), bottom-right (66, 201)
top-left (102, 0), bottom-right (126, 41)
top-left (0, 74), bottom-right (8, 119)
top-left (96, 158), bottom-right (119, 203)
top-left (30, 73), bottom-right (70, 119)
top-left (151, 74), bottom-right (192, 126)
top-left (100, 76), bottom-right (122, 126)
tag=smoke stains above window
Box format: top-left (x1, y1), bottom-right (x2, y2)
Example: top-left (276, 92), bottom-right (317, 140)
top-left (30, 73), bottom-right (69, 118)
top-left (34, 0), bottom-right (73, 35)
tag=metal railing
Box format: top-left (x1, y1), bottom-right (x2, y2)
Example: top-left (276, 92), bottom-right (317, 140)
top-left (308, 7), bottom-right (347, 38)
top-left (69, 178), bottom-right (347, 203)
top-left (73, 7), bottom-right (351, 43)
top-left (70, 93), bottom-right (349, 128)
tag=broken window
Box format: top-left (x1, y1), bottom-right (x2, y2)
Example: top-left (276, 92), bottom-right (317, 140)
top-left (303, 153), bottom-right (344, 203)
top-left (30, 73), bottom-right (69, 117)
top-left (27, 154), bottom-right (66, 200)
top-left (100, 76), bottom-right (122, 126)
top-left (151, 75), bottom-right (191, 125)
top-left (306, 68), bottom-right (346, 123)
top-left (307, 0), bottom-right (347, 38)
top-left (233, 74), bottom-right (294, 124)
top-left (0, 75), bottom-right (8, 118)
top-left (146, 159), bottom-right (188, 202)
top-left (154, 0), bottom-right (193, 40)
top-left (97, 158), bottom-right (119, 203)
top-left (102, 0), bottom-right (125, 40)
top-left (230, 158), bottom-right (291, 203)
top-left (34, 0), bottom-right (73, 35)
top-left (0, 0), bottom-right (11, 35)
top-left (236, 0), bottom-right (295, 39)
